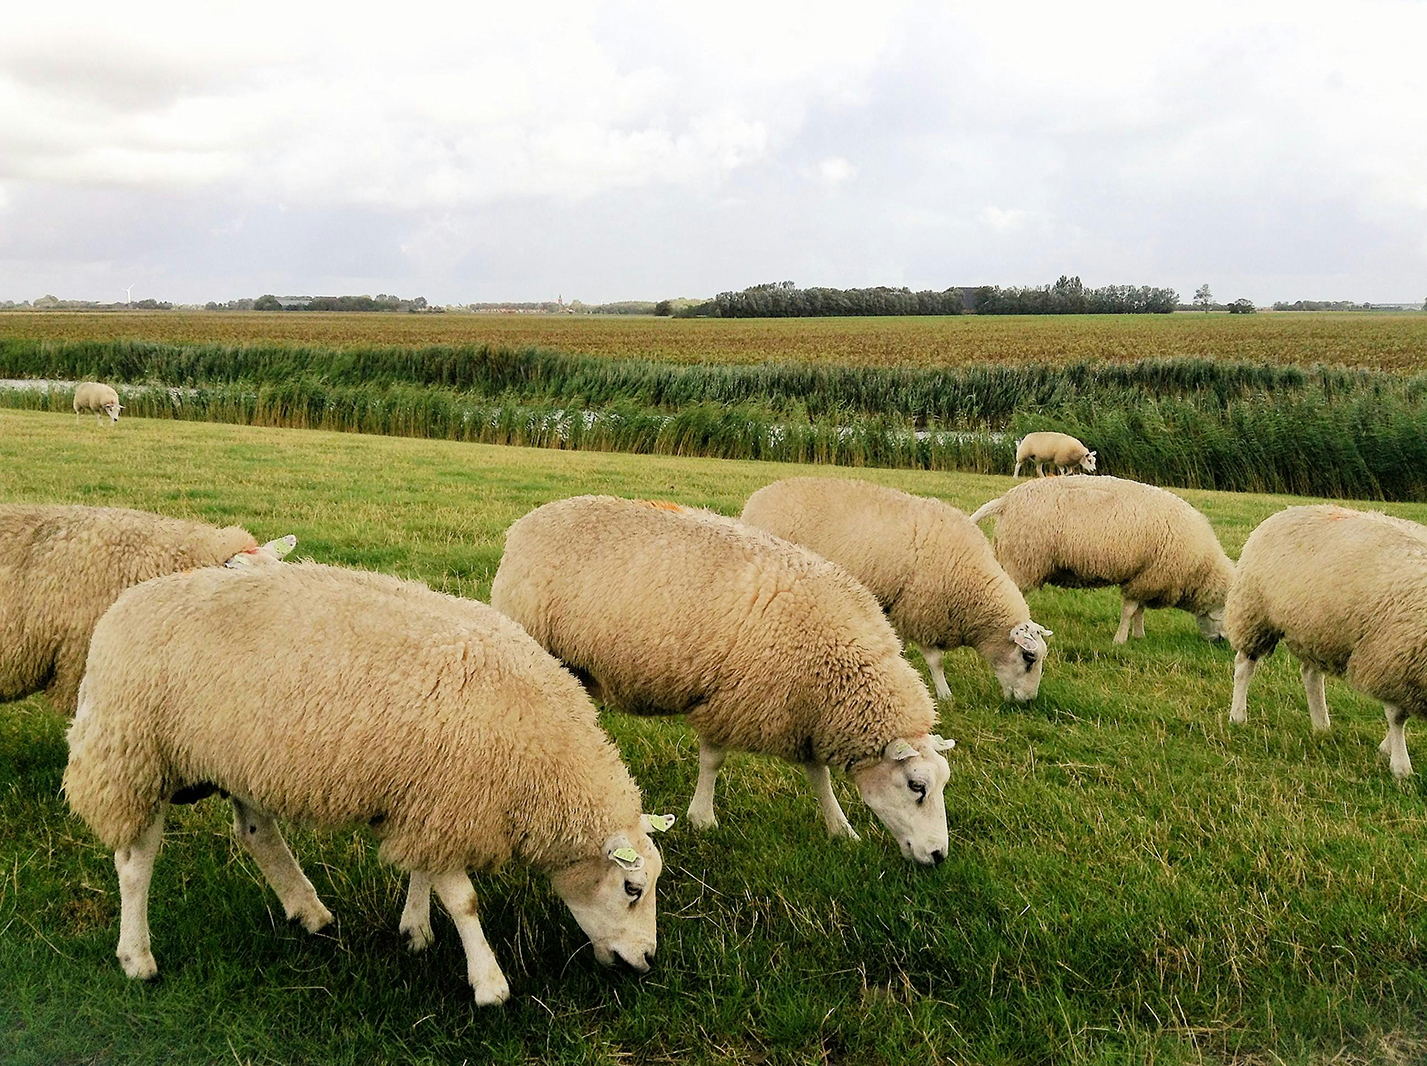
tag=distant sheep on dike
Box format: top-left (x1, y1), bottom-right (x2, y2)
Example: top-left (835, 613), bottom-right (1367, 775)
top-left (63, 561), bottom-right (674, 1007)
top-left (1, 503), bottom-right (293, 714)
top-left (970, 476), bottom-right (1234, 644)
top-left (1226, 505), bottom-right (1427, 778)
top-left (740, 477), bottom-right (1052, 703)
top-left (73, 382), bottom-right (123, 425)
top-left (1014, 431), bottom-right (1096, 477)
top-left (490, 495), bottom-right (956, 867)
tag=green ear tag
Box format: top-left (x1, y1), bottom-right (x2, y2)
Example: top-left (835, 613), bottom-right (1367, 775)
top-left (610, 844), bottom-right (639, 873)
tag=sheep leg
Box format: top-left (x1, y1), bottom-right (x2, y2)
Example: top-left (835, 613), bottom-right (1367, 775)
top-left (1131, 604), bottom-right (1147, 640)
top-left (1381, 704), bottom-right (1413, 779)
top-left (802, 762), bottom-right (860, 840)
top-left (1229, 652), bottom-right (1258, 724)
top-left (1301, 664), bottom-right (1330, 732)
top-left (687, 739), bottom-right (726, 830)
top-left (115, 805), bottom-right (167, 979)
top-left (1034, 461), bottom-right (1044, 477)
top-left (399, 871), bottom-right (434, 952)
top-left (230, 797), bottom-right (332, 933)
top-left (1012, 461), bottom-right (1023, 477)
top-left (431, 870), bottom-right (510, 1006)
top-left (1113, 599), bottom-right (1141, 644)
top-left (916, 644), bottom-right (952, 700)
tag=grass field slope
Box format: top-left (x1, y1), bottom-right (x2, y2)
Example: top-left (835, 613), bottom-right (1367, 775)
top-left (4, 409), bottom-right (1427, 1065)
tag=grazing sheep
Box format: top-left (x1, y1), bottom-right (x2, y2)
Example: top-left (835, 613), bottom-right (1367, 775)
top-left (740, 477), bottom-right (1052, 703)
top-left (0, 504), bottom-right (293, 713)
top-left (73, 382), bottom-right (123, 425)
top-left (1225, 505), bottom-right (1427, 778)
top-left (970, 476), bottom-right (1233, 644)
top-left (490, 495), bottom-right (956, 866)
top-left (1013, 431), bottom-right (1096, 477)
top-left (64, 561), bottom-right (672, 1006)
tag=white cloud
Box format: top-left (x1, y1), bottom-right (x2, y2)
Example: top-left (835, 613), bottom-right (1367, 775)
top-left (816, 157), bottom-right (857, 186)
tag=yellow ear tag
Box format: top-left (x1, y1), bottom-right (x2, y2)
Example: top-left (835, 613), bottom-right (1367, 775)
top-left (611, 847), bottom-right (642, 870)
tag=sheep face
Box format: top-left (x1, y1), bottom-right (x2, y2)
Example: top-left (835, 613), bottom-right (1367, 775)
top-left (852, 736), bottom-right (953, 866)
top-left (550, 827), bottom-right (664, 974)
top-left (986, 622), bottom-right (1053, 702)
top-left (1080, 451), bottom-right (1097, 473)
top-left (102, 401), bottom-right (123, 423)
top-left (1195, 608), bottom-right (1226, 642)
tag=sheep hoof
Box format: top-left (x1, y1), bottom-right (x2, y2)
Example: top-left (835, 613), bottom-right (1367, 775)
top-left (401, 921), bottom-right (434, 953)
top-left (472, 972), bottom-right (512, 1007)
top-left (291, 902), bottom-right (334, 934)
top-left (828, 823), bottom-right (861, 842)
top-left (686, 809), bottom-right (718, 831)
top-left (1112, 634), bottom-right (1129, 645)
top-left (1391, 762), bottom-right (1414, 781)
top-left (119, 949), bottom-right (158, 980)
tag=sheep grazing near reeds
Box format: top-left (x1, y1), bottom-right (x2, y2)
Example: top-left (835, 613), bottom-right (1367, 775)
top-left (1013, 432), bottom-right (1096, 477)
top-left (73, 382), bottom-right (123, 425)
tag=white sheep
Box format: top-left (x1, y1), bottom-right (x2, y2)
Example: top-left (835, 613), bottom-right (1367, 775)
top-left (740, 477), bottom-right (1052, 703)
top-left (73, 382), bottom-right (123, 425)
top-left (63, 561), bottom-right (673, 1006)
top-left (0, 503), bottom-right (293, 713)
top-left (1225, 505), bottom-right (1427, 778)
top-left (490, 495), bottom-right (956, 866)
top-left (1013, 431), bottom-right (1096, 477)
top-left (970, 475), bottom-right (1234, 644)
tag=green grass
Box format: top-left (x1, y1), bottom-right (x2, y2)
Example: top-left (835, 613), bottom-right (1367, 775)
top-left (5, 408), bottom-right (1427, 1065)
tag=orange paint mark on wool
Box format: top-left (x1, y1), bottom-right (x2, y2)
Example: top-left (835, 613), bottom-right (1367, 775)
top-left (638, 500), bottom-right (686, 512)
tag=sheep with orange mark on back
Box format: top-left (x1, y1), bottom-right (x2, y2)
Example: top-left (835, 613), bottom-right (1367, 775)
top-left (1225, 505), bottom-right (1427, 778)
top-left (63, 560), bottom-right (673, 1007)
top-left (741, 477), bottom-right (1052, 703)
top-left (490, 494), bottom-right (956, 867)
top-left (0, 504), bottom-right (293, 714)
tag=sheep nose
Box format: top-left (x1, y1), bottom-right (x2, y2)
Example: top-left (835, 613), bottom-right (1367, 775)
top-left (643, 950), bottom-right (657, 970)
top-left (931, 849), bottom-right (946, 866)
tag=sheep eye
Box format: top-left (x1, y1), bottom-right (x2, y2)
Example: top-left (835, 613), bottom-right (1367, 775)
top-left (1022, 650), bottom-right (1038, 669)
top-left (909, 780), bottom-right (927, 805)
top-left (624, 881), bottom-right (642, 900)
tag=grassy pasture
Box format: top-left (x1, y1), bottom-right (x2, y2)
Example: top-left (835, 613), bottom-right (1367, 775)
top-left (5, 409), bottom-right (1427, 1064)
top-left (4, 310), bottom-right (1427, 369)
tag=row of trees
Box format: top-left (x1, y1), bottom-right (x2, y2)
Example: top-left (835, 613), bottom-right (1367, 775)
top-left (671, 281), bottom-right (965, 318)
top-left (249, 294), bottom-right (432, 312)
top-left (975, 276), bottom-right (1178, 314)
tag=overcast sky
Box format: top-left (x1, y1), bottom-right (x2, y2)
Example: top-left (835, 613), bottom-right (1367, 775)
top-left (1, 0), bottom-right (1424, 306)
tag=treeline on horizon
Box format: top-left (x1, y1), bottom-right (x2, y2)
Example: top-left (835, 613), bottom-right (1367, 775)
top-left (6, 336), bottom-right (1427, 500)
top-left (668, 276), bottom-right (1178, 317)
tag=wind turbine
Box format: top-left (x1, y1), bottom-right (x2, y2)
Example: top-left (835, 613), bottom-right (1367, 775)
top-left (124, 284), bottom-right (134, 307)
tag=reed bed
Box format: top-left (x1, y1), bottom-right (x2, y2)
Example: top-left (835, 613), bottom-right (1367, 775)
top-left (10, 369), bottom-right (1427, 500)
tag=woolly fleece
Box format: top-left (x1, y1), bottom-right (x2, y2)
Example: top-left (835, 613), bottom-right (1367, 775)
top-left (740, 477), bottom-right (1030, 656)
top-left (971, 476), bottom-right (1234, 616)
top-left (490, 495), bottom-right (934, 771)
top-left (64, 561), bottom-right (643, 874)
top-left (0, 504), bottom-right (258, 712)
top-left (1225, 505), bottom-right (1427, 714)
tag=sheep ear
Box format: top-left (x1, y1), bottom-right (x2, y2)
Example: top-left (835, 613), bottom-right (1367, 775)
top-left (641, 813), bottom-right (675, 833)
top-left (606, 835), bottom-right (644, 870)
top-left (886, 739), bottom-right (917, 761)
top-left (262, 534), bottom-right (297, 559)
top-left (928, 734), bottom-right (956, 753)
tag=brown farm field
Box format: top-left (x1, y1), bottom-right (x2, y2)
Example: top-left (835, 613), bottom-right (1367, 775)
top-left (4, 310), bottom-right (1427, 368)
